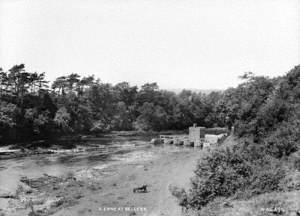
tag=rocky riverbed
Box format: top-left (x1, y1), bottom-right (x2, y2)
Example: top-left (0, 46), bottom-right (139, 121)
top-left (0, 136), bottom-right (202, 216)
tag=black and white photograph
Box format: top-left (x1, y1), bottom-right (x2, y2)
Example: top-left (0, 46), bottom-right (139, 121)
top-left (0, 0), bottom-right (300, 215)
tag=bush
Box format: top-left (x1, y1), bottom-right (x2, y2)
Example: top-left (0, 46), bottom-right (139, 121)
top-left (204, 127), bottom-right (228, 135)
top-left (265, 121), bottom-right (299, 158)
top-left (293, 156), bottom-right (300, 171)
top-left (288, 151), bottom-right (300, 171)
top-left (168, 185), bottom-right (188, 209)
top-left (248, 165), bottom-right (285, 195)
top-left (178, 144), bottom-right (286, 210)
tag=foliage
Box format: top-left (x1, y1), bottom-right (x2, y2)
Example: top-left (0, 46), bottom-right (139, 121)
top-left (170, 65), bottom-right (300, 211)
top-left (182, 145), bottom-right (285, 210)
top-left (0, 64), bottom-right (299, 150)
top-left (54, 107), bottom-right (71, 132)
top-left (0, 65), bottom-right (229, 144)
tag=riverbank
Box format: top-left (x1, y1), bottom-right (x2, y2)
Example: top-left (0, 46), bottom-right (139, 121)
top-left (58, 146), bottom-right (202, 216)
top-left (0, 141), bottom-right (203, 216)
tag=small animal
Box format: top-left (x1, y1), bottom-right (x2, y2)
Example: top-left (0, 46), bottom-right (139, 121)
top-left (133, 185), bottom-right (148, 193)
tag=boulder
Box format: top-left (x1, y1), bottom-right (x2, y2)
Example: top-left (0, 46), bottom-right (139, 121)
top-left (150, 138), bottom-right (163, 145)
top-left (174, 139), bottom-right (184, 145)
top-left (164, 139), bottom-right (173, 145)
top-left (194, 140), bottom-right (202, 147)
top-left (183, 140), bottom-right (191, 146)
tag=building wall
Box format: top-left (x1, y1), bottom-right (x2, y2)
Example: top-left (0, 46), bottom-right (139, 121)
top-left (189, 126), bottom-right (205, 143)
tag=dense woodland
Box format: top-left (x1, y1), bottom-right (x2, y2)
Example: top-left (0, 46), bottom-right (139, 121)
top-left (0, 64), bottom-right (228, 144)
top-left (170, 65), bottom-right (300, 213)
top-left (0, 64), bottom-right (299, 145)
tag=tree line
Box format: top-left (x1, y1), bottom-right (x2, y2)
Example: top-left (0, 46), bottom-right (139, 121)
top-left (0, 64), bottom-right (226, 144)
top-left (1, 64), bottom-right (299, 147)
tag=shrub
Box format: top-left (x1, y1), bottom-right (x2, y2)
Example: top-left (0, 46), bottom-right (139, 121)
top-left (248, 165), bottom-right (285, 195)
top-left (293, 156), bottom-right (300, 171)
top-left (204, 127), bottom-right (228, 135)
top-left (279, 170), bottom-right (300, 191)
top-left (265, 121), bottom-right (299, 158)
top-left (288, 151), bottom-right (300, 171)
top-left (168, 185), bottom-right (188, 209)
top-left (178, 144), bottom-right (286, 210)
top-left (187, 146), bottom-right (251, 209)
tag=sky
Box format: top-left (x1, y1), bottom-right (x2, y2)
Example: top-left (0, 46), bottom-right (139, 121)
top-left (1, 0), bottom-right (299, 90)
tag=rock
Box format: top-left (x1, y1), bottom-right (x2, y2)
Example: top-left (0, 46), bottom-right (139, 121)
top-left (164, 139), bottom-right (173, 145)
top-left (223, 201), bottom-right (233, 208)
top-left (174, 139), bottom-right (184, 145)
top-left (150, 138), bottom-right (163, 145)
top-left (73, 193), bottom-right (83, 200)
top-left (87, 182), bottom-right (102, 191)
top-left (183, 140), bottom-right (192, 146)
top-left (0, 192), bottom-right (17, 199)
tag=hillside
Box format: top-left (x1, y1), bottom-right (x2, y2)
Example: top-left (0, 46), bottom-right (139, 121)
top-left (171, 66), bottom-right (300, 216)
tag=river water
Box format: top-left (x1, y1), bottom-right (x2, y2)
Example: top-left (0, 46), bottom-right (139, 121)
top-left (0, 136), bottom-right (156, 194)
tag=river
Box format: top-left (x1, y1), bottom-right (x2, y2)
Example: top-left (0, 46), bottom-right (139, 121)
top-left (0, 136), bottom-right (155, 193)
top-left (0, 135), bottom-right (198, 216)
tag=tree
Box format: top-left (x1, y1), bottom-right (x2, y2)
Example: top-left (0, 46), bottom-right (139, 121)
top-left (52, 76), bottom-right (68, 95)
top-left (54, 107), bottom-right (71, 133)
top-left (134, 102), bottom-right (169, 131)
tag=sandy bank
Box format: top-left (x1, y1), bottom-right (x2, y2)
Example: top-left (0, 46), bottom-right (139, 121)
top-left (0, 145), bottom-right (203, 216)
top-left (57, 147), bottom-right (202, 216)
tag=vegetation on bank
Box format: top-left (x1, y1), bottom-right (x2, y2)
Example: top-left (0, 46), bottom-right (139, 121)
top-left (171, 65), bottom-right (300, 215)
top-left (0, 64), bottom-right (227, 144)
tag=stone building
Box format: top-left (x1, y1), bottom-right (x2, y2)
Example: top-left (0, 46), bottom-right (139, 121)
top-left (189, 124), bottom-right (205, 147)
